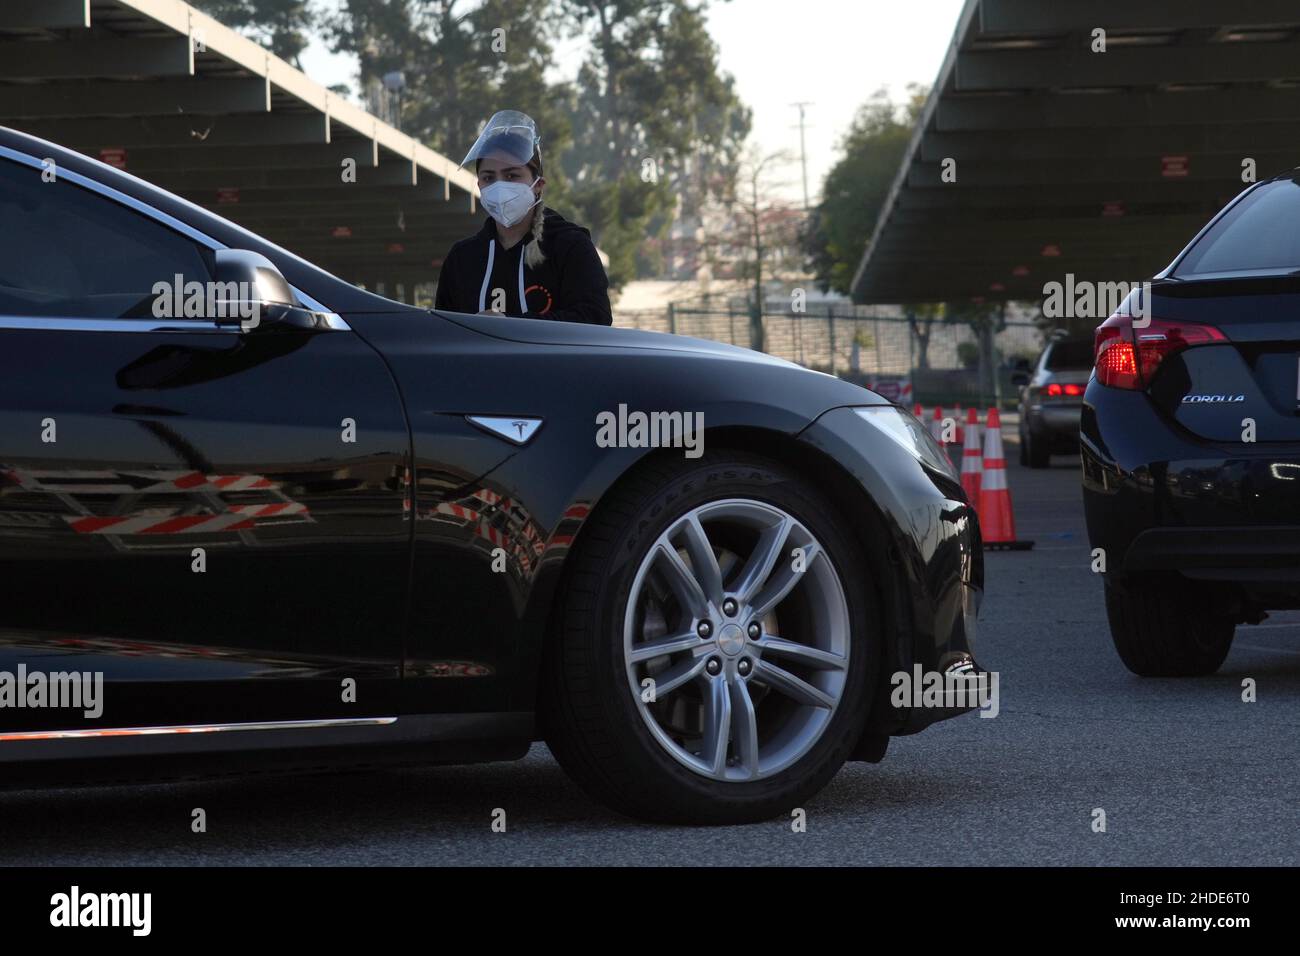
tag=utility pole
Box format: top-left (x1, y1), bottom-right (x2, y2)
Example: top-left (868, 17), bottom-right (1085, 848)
top-left (750, 163), bottom-right (765, 353)
top-left (789, 101), bottom-right (813, 212)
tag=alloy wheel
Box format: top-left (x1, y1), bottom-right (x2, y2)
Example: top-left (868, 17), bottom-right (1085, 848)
top-left (622, 498), bottom-right (851, 782)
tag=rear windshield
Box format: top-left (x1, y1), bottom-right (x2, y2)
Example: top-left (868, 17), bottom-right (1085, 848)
top-left (1044, 340), bottom-right (1093, 370)
top-left (1175, 178), bottom-right (1300, 278)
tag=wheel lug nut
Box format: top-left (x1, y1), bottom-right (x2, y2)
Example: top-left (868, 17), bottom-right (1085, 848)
top-left (722, 598), bottom-right (738, 616)
top-left (706, 657), bottom-right (722, 675)
top-left (697, 621), bottom-right (712, 639)
top-left (737, 658), bottom-right (751, 676)
top-left (747, 622), bottom-right (761, 639)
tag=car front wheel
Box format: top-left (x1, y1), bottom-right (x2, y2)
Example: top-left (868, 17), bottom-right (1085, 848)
top-left (540, 452), bottom-right (879, 824)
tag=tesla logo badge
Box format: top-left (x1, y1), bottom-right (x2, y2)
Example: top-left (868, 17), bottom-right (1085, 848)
top-left (466, 416), bottom-right (543, 445)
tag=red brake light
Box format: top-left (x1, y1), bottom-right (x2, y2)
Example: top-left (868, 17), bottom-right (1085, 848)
top-left (1043, 383), bottom-right (1086, 398)
top-left (1094, 320), bottom-right (1140, 388)
top-left (1093, 315), bottom-right (1227, 389)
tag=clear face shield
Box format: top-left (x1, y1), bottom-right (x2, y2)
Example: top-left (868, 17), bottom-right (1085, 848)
top-left (461, 110), bottom-right (540, 169)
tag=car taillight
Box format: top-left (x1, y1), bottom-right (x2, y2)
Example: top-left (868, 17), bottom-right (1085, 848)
top-left (1044, 383), bottom-right (1085, 397)
top-left (1093, 315), bottom-right (1227, 389)
top-left (1094, 321), bottom-right (1139, 388)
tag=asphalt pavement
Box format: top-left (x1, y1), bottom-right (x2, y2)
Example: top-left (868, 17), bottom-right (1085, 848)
top-left (2, 432), bottom-right (1296, 866)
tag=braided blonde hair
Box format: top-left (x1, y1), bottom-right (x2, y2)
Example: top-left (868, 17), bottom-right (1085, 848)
top-left (524, 199), bottom-right (546, 269)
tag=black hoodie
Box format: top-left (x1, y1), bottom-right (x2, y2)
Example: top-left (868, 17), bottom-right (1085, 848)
top-left (434, 207), bottom-right (613, 325)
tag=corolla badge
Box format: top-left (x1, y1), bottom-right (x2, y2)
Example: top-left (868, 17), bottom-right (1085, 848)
top-left (1181, 394), bottom-right (1245, 403)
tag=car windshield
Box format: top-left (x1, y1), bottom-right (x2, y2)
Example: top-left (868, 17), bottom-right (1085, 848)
top-left (1175, 178), bottom-right (1300, 278)
top-left (1045, 340), bottom-right (1093, 370)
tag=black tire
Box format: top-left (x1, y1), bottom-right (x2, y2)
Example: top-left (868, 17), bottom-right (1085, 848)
top-left (1017, 425), bottom-right (1029, 466)
top-left (1023, 427), bottom-right (1050, 468)
top-left (1103, 576), bottom-right (1235, 676)
top-left (539, 451), bottom-right (880, 824)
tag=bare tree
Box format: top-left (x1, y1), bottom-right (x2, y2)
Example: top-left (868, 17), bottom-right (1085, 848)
top-left (699, 147), bottom-right (803, 351)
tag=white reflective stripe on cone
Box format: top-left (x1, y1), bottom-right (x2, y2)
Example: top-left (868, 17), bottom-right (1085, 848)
top-left (981, 467), bottom-right (1008, 491)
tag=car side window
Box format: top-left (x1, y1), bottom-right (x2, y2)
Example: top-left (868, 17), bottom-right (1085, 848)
top-left (0, 157), bottom-right (213, 319)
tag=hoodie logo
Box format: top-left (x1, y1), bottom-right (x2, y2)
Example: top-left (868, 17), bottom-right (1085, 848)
top-left (524, 284), bottom-right (553, 315)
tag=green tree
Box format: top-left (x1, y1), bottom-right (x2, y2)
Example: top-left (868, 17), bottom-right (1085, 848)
top-left (906, 302), bottom-right (943, 369)
top-left (557, 0), bottom-right (750, 287)
top-left (330, 2), bottom-right (569, 174)
top-left (325, 0), bottom-right (573, 197)
top-left (190, 0), bottom-right (317, 67)
top-left (806, 85), bottom-right (925, 296)
top-left (945, 299), bottom-right (1006, 403)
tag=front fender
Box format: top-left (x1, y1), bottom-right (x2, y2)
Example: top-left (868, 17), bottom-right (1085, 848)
top-left (344, 311), bottom-right (886, 715)
top-left (797, 407), bottom-right (984, 735)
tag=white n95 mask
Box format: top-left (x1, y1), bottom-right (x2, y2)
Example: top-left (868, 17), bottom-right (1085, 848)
top-left (480, 179), bottom-right (540, 228)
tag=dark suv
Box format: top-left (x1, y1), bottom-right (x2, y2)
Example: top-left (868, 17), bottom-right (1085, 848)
top-left (1082, 172), bottom-right (1300, 676)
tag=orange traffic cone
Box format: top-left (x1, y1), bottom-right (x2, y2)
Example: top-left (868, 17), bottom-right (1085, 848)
top-left (960, 407), bottom-right (982, 504)
top-left (979, 407), bottom-right (1033, 551)
top-left (913, 403), bottom-right (924, 421)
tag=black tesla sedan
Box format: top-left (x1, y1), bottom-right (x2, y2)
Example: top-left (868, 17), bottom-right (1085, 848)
top-left (0, 126), bottom-right (982, 823)
top-left (1083, 171), bottom-right (1300, 677)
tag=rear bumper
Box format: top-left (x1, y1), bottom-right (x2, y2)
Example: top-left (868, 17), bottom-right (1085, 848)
top-left (1082, 381), bottom-right (1300, 597)
top-left (1024, 403), bottom-right (1081, 446)
top-left (1126, 526), bottom-right (1300, 577)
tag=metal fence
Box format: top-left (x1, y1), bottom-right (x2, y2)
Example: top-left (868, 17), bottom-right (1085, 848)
top-left (615, 304), bottom-right (1051, 406)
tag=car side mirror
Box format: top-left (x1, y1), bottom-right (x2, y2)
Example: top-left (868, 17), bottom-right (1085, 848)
top-left (211, 249), bottom-right (300, 330)
top-left (1010, 371), bottom-right (1030, 387)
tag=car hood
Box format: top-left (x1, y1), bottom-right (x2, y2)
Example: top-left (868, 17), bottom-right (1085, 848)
top-left (433, 310), bottom-right (887, 409)
top-left (438, 309), bottom-right (795, 362)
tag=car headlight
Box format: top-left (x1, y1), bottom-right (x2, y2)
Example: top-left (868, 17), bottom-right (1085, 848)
top-left (852, 405), bottom-right (958, 480)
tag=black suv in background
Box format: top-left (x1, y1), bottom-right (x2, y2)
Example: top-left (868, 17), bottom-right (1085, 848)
top-left (1014, 335), bottom-right (1093, 468)
top-left (1082, 172), bottom-right (1300, 676)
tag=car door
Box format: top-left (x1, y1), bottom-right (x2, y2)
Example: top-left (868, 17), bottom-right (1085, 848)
top-left (0, 150), bottom-right (410, 736)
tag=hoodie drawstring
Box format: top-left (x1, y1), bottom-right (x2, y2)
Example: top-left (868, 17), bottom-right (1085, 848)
top-left (517, 251), bottom-right (527, 315)
top-left (477, 238), bottom-right (530, 315)
top-left (477, 239), bottom-right (496, 313)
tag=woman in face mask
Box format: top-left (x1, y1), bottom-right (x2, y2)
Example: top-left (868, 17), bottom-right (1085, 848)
top-left (434, 110), bottom-right (613, 325)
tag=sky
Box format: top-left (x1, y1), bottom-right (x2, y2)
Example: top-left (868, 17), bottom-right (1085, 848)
top-left (298, 0), bottom-right (966, 204)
